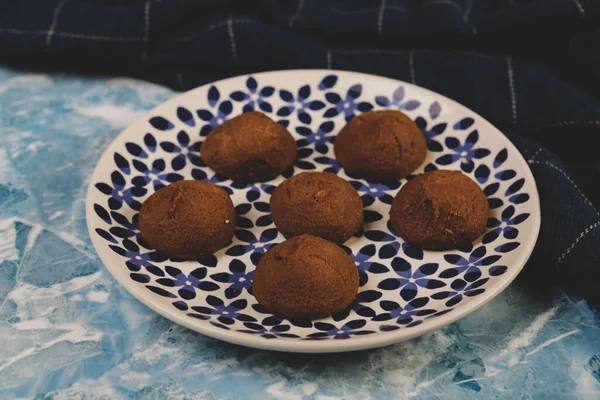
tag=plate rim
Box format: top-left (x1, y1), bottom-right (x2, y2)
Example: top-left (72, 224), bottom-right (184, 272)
top-left (85, 69), bottom-right (541, 353)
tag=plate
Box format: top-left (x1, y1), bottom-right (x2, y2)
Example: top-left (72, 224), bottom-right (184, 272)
top-left (86, 70), bottom-right (540, 353)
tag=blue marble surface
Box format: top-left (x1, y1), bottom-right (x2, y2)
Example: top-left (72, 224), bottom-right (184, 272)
top-left (1, 67), bottom-right (600, 399)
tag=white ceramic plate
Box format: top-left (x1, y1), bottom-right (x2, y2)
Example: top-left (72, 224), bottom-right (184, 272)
top-left (86, 70), bottom-right (540, 353)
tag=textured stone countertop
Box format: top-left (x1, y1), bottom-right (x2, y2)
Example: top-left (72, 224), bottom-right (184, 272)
top-left (1, 68), bottom-right (599, 399)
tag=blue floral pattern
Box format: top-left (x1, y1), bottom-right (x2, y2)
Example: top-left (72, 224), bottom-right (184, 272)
top-left (375, 87), bottom-right (421, 111)
top-left (131, 158), bottom-right (184, 191)
top-left (441, 246), bottom-right (502, 282)
top-left (431, 277), bottom-right (489, 307)
top-left (88, 72), bottom-right (538, 347)
top-left (159, 130), bottom-right (203, 172)
top-left (196, 86), bottom-right (233, 136)
top-left (313, 155), bottom-right (341, 174)
top-left (156, 266), bottom-right (219, 300)
top-left (483, 205), bottom-right (530, 244)
top-left (305, 320), bottom-right (374, 340)
top-left (210, 259), bottom-right (254, 299)
top-left (373, 298), bottom-right (436, 327)
top-left (415, 116), bottom-right (447, 152)
top-left (324, 84), bottom-right (373, 121)
top-left (296, 121), bottom-right (335, 154)
top-left (240, 322), bottom-right (299, 339)
top-left (378, 258), bottom-right (445, 301)
top-left (348, 243), bottom-right (380, 287)
top-left (225, 228), bottom-right (278, 265)
top-left (190, 296), bottom-right (256, 325)
top-left (277, 85), bottom-right (326, 124)
top-left (349, 180), bottom-right (399, 206)
top-left (108, 238), bottom-right (167, 276)
top-left (95, 170), bottom-right (146, 211)
top-left (436, 131), bottom-right (491, 173)
top-left (107, 210), bottom-right (150, 249)
top-left (230, 77), bottom-right (275, 114)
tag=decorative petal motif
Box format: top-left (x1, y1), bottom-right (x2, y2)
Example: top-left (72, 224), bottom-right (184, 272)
top-left (90, 72), bottom-right (533, 343)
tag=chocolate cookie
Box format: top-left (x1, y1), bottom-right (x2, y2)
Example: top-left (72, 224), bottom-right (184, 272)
top-left (201, 111), bottom-right (297, 182)
top-left (139, 180), bottom-right (235, 259)
top-left (253, 234), bottom-right (359, 320)
top-left (389, 170), bottom-right (489, 249)
top-left (270, 172), bottom-right (363, 244)
top-left (334, 110), bottom-right (427, 182)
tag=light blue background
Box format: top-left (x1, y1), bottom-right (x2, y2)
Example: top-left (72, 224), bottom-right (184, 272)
top-left (1, 68), bottom-right (599, 399)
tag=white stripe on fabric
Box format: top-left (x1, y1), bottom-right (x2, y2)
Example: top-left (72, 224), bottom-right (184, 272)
top-left (378, 0), bottom-right (387, 34)
top-left (46, 0), bottom-right (73, 48)
top-left (529, 160), bottom-right (599, 217)
top-left (227, 17), bottom-right (238, 64)
top-left (558, 221), bottom-right (600, 263)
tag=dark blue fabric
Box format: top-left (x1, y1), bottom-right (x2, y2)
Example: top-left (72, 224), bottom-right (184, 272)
top-left (1, 0), bottom-right (599, 305)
